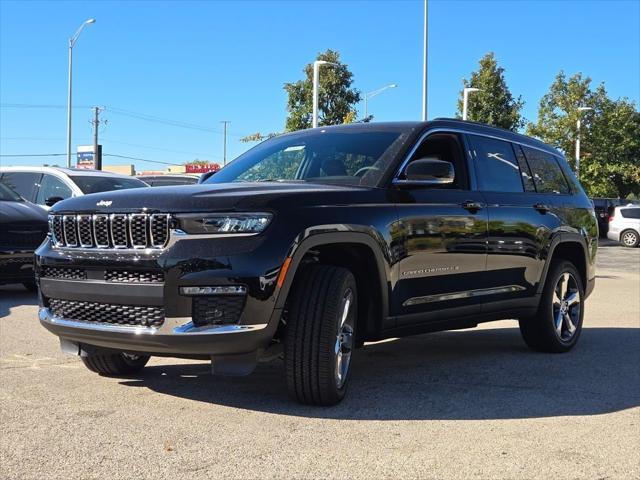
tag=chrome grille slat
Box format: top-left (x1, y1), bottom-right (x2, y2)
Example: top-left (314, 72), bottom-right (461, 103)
top-left (62, 215), bottom-right (78, 247)
top-left (48, 213), bottom-right (170, 250)
top-left (77, 215), bottom-right (94, 247)
top-left (93, 214), bottom-right (110, 248)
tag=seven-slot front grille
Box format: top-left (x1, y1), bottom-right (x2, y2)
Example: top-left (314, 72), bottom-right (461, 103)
top-left (49, 213), bottom-right (170, 249)
top-left (47, 298), bottom-right (164, 327)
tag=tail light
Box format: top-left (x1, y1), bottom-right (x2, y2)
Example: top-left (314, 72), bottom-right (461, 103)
top-left (609, 213), bottom-right (615, 222)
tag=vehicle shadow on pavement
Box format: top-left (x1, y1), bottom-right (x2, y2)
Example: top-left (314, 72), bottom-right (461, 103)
top-left (119, 325), bottom-right (640, 420)
top-left (0, 285), bottom-right (37, 319)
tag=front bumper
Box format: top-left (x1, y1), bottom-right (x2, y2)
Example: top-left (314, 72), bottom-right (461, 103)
top-left (39, 306), bottom-right (280, 356)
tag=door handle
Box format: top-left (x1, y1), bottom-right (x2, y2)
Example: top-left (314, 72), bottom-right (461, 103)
top-left (533, 203), bottom-right (550, 213)
top-left (462, 201), bottom-right (483, 212)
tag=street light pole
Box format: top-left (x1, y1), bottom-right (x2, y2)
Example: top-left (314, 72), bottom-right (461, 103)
top-left (575, 106), bottom-right (593, 178)
top-left (462, 87), bottom-right (480, 121)
top-left (312, 60), bottom-right (337, 128)
top-left (66, 18), bottom-right (96, 168)
top-left (364, 83), bottom-right (398, 119)
top-left (220, 120), bottom-right (230, 165)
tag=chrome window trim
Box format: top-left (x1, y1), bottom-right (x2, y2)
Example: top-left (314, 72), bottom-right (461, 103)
top-left (392, 127), bottom-right (563, 185)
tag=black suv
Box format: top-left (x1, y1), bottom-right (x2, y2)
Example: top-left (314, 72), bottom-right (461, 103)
top-left (36, 120), bottom-right (597, 405)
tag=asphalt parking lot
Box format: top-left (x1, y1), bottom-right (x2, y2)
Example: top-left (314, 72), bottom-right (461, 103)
top-left (1, 241), bottom-right (638, 480)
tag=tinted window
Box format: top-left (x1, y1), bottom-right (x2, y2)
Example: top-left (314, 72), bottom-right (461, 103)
top-left (0, 172), bottom-right (41, 201)
top-left (522, 147), bottom-right (571, 194)
top-left (468, 135), bottom-right (523, 192)
top-left (513, 145), bottom-right (536, 192)
top-left (620, 208), bottom-right (640, 219)
top-left (69, 176), bottom-right (148, 194)
top-left (36, 174), bottom-right (73, 205)
top-left (0, 182), bottom-right (23, 201)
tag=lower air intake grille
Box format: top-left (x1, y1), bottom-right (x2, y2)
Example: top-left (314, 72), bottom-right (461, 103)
top-left (104, 270), bottom-right (164, 283)
top-left (41, 266), bottom-right (86, 280)
top-left (48, 298), bottom-right (164, 327)
top-left (192, 296), bottom-right (245, 327)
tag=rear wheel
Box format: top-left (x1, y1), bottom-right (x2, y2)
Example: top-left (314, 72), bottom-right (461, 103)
top-left (519, 261), bottom-right (584, 353)
top-left (82, 352), bottom-right (150, 375)
top-left (284, 265), bottom-right (357, 406)
top-left (620, 229), bottom-right (639, 248)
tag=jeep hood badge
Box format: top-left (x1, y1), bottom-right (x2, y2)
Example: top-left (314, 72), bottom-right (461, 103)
top-left (96, 200), bottom-right (112, 207)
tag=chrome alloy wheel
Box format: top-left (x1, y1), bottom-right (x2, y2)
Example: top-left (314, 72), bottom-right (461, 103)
top-left (334, 288), bottom-right (355, 388)
top-left (622, 231), bottom-right (638, 247)
top-left (552, 272), bottom-right (581, 342)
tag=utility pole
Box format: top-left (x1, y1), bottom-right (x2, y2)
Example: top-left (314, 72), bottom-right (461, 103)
top-left (220, 120), bottom-right (230, 165)
top-left (90, 106), bottom-right (103, 170)
top-left (422, 0), bottom-right (428, 121)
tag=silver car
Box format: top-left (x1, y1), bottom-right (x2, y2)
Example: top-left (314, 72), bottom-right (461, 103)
top-left (607, 204), bottom-right (640, 247)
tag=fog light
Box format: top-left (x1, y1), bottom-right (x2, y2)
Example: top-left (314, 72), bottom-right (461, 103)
top-left (180, 286), bottom-right (247, 296)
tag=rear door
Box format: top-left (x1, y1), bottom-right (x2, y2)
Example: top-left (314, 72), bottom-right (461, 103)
top-left (467, 136), bottom-right (557, 310)
top-left (391, 131), bottom-right (488, 325)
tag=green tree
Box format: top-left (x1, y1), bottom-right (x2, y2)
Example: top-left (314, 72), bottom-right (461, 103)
top-left (456, 52), bottom-right (524, 131)
top-left (527, 71), bottom-right (640, 198)
top-left (284, 49), bottom-right (360, 131)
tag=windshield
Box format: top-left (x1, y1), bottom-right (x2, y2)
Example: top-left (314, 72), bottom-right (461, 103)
top-left (207, 127), bottom-right (412, 187)
top-left (70, 175), bottom-right (148, 194)
top-left (0, 182), bottom-right (23, 201)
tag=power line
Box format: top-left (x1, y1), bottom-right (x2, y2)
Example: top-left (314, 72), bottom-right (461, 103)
top-left (1, 103), bottom-right (247, 137)
top-left (0, 152), bottom-right (181, 166)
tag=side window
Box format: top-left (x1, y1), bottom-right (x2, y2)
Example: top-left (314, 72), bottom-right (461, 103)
top-left (513, 145), bottom-right (536, 192)
top-left (468, 134), bottom-right (523, 193)
top-left (404, 132), bottom-right (469, 189)
top-left (522, 147), bottom-right (571, 194)
top-left (0, 172), bottom-right (41, 202)
top-left (36, 174), bottom-right (73, 205)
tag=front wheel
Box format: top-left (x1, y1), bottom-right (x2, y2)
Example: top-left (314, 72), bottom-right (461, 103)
top-left (284, 265), bottom-right (357, 406)
top-left (519, 260), bottom-right (584, 353)
top-left (82, 352), bottom-right (150, 375)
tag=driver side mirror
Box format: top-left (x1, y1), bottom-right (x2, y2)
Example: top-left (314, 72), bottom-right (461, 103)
top-left (395, 158), bottom-right (455, 186)
top-left (45, 196), bottom-right (64, 207)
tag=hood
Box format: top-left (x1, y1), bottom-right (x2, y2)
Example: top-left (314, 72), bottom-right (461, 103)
top-left (51, 182), bottom-right (372, 214)
top-left (0, 200), bottom-right (48, 224)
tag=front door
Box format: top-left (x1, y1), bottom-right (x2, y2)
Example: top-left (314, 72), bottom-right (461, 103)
top-left (390, 131), bottom-right (488, 326)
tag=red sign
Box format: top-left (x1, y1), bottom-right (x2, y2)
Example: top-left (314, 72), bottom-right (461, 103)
top-left (185, 163), bottom-right (220, 174)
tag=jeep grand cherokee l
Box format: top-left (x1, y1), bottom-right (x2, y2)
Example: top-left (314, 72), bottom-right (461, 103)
top-left (36, 119), bottom-right (597, 405)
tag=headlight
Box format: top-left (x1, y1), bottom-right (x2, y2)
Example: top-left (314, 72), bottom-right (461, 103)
top-left (176, 213), bottom-right (273, 234)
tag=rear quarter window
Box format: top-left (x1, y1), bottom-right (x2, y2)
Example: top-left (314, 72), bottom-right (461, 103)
top-left (521, 147), bottom-right (571, 195)
top-left (620, 208), bottom-right (640, 219)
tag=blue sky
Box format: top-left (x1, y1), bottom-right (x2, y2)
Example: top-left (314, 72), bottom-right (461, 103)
top-left (1, 0), bottom-right (639, 171)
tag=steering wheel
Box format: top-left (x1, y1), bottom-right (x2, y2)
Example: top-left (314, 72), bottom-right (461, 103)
top-left (354, 166), bottom-right (381, 177)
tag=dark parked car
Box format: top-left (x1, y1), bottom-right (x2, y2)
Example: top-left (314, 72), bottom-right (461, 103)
top-left (591, 198), bottom-right (625, 236)
top-left (0, 183), bottom-right (48, 291)
top-left (36, 119), bottom-right (597, 405)
top-left (136, 174), bottom-right (199, 187)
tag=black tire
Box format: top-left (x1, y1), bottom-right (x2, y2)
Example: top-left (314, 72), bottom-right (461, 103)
top-left (519, 260), bottom-right (584, 353)
top-left (284, 265), bottom-right (357, 406)
top-left (620, 229), bottom-right (639, 248)
top-left (82, 352), bottom-right (150, 375)
top-left (22, 281), bottom-right (38, 292)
